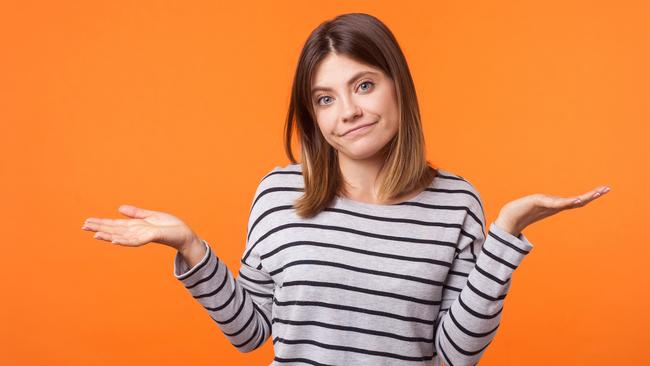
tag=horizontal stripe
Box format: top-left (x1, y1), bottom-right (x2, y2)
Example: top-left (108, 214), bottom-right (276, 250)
top-left (272, 337), bottom-right (435, 361)
top-left (273, 356), bottom-right (332, 366)
top-left (282, 280), bottom-right (442, 305)
top-left (238, 270), bottom-right (274, 284)
top-left (449, 306), bottom-right (499, 338)
top-left (442, 321), bottom-right (491, 356)
top-left (243, 222), bottom-right (457, 264)
top-left (488, 230), bottom-right (531, 254)
top-left (261, 241), bottom-right (453, 268)
top-left (273, 297), bottom-right (435, 325)
top-left (272, 317), bottom-right (434, 343)
top-left (174, 163), bottom-right (534, 365)
top-left (269, 259), bottom-right (445, 286)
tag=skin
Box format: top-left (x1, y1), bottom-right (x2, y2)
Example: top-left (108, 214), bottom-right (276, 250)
top-left (310, 52), bottom-right (404, 204)
top-left (493, 186), bottom-right (611, 237)
top-left (81, 53), bottom-right (611, 250)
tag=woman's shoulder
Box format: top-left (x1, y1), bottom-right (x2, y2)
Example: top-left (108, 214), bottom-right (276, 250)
top-left (261, 162), bottom-right (302, 181)
top-left (255, 162), bottom-right (304, 191)
top-left (433, 167), bottom-right (473, 189)
top-left (431, 166), bottom-right (484, 210)
top-left (246, 163), bottom-right (304, 212)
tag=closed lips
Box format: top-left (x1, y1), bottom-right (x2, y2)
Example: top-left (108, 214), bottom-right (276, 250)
top-left (342, 122), bottom-right (377, 136)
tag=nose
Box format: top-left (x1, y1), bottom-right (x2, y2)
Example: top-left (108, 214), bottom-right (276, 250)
top-left (340, 96), bottom-right (362, 122)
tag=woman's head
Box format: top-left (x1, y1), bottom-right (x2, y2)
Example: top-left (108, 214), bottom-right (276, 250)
top-left (311, 52), bottom-right (400, 162)
top-left (285, 13), bottom-right (437, 218)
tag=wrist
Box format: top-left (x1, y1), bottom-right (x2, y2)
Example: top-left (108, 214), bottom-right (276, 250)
top-left (178, 235), bottom-right (202, 253)
top-left (494, 217), bottom-right (521, 237)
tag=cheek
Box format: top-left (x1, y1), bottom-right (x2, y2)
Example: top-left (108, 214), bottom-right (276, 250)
top-left (315, 110), bottom-right (337, 133)
top-left (364, 88), bottom-right (396, 116)
top-left (314, 114), bottom-right (338, 146)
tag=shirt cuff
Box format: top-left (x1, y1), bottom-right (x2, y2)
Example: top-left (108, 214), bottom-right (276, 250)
top-left (173, 239), bottom-right (211, 280)
top-left (482, 222), bottom-right (534, 270)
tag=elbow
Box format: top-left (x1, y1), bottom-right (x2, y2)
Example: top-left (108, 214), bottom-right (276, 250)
top-left (233, 337), bottom-right (261, 353)
top-left (236, 345), bottom-right (256, 353)
top-left (234, 341), bottom-right (259, 353)
top-left (232, 329), bottom-right (266, 353)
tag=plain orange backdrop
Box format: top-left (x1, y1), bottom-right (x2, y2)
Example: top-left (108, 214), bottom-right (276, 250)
top-left (1, 1), bottom-right (648, 365)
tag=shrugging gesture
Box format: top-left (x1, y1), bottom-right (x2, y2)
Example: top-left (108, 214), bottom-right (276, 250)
top-left (494, 185), bottom-right (611, 237)
top-left (81, 204), bottom-right (199, 251)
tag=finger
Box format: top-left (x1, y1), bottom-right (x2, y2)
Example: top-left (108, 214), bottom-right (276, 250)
top-left (84, 217), bottom-right (131, 227)
top-left (84, 222), bottom-right (125, 235)
top-left (93, 231), bottom-right (114, 241)
top-left (535, 195), bottom-right (568, 209)
top-left (108, 235), bottom-right (129, 245)
top-left (571, 185), bottom-right (611, 207)
top-left (556, 197), bottom-right (583, 209)
top-left (118, 205), bottom-right (156, 219)
top-left (84, 218), bottom-right (112, 227)
top-left (93, 232), bottom-right (127, 245)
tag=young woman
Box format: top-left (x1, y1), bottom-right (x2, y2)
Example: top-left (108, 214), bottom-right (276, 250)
top-left (82, 13), bottom-right (609, 366)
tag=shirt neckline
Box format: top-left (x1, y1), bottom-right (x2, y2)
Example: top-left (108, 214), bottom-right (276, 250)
top-left (333, 171), bottom-right (437, 211)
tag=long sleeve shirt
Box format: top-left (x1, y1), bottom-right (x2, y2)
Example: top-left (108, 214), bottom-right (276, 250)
top-left (173, 163), bottom-right (534, 366)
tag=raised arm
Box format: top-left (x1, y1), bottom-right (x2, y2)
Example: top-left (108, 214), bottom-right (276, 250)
top-left (173, 239), bottom-right (274, 352)
top-left (433, 187), bottom-right (534, 366)
top-left (173, 174), bottom-right (278, 353)
top-left (435, 182), bottom-right (609, 365)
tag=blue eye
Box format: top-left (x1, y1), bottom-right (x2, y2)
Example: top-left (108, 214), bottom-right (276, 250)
top-left (315, 80), bottom-right (375, 106)
top-left (359, 81), bottom-right (374, 91)
top-left (317, 96), bottom-right (333, 105)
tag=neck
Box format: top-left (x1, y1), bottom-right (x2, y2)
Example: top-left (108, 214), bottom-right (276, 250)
top-left (337, 150), bottom-right (389, 203)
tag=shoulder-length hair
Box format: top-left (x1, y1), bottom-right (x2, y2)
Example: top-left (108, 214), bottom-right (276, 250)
top-left (284, 12), bottom-right (438, 219)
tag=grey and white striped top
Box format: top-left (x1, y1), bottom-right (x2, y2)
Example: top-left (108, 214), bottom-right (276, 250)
top-left (173, 163), bottom-right (534, 366)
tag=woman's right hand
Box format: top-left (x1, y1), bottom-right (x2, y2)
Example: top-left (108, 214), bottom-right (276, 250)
top-left (81, 204), bottom-right (197, 251)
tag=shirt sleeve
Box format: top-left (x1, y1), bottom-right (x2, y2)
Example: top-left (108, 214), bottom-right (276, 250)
top-left (172, 172), bottom-right (277, 353)
top-left (434, 186), bottom-right (534, 366)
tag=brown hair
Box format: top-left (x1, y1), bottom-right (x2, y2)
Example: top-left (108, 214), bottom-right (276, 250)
top-left (284, 12), bottom-right (437, 218)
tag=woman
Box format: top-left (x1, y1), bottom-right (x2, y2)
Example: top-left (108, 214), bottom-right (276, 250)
top-left (81, 13), bottom-right (609, 366)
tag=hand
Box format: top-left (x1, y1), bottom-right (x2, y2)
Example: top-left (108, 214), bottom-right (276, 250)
top-left (81, 205), bottom-right (197, 250)
top-left (494, 185), bottom-right (611, 237)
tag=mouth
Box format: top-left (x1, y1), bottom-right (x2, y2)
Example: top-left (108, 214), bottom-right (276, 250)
top-left (341, 121), bottom-right (378, 137)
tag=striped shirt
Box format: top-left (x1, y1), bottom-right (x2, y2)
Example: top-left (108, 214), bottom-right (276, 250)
top-left (173, 163), bottom-right (534, 366)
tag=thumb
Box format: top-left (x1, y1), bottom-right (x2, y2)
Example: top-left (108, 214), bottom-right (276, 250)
top-left (118, 204), bottom-right (155, 219)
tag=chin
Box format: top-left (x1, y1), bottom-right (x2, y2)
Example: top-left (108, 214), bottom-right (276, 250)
top-left (339, 142), bottom-right (388, 161)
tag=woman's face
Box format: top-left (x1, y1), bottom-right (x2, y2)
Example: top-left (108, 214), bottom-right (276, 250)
top-left (310, 53), bottom-right (399, 162)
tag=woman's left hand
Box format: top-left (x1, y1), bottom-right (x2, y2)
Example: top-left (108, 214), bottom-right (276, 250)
top-left (493, 185), bottom-right (611, 237)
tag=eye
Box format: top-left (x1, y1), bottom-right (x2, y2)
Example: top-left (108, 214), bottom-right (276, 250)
top-left (358, 80), bottom-right (374, 92)
top-left (314, 80), bottom-right (375, 107)
top-left (317, 96), bottom-right (333, 106)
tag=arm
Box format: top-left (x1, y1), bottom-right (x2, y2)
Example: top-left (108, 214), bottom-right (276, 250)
top-left (172, 174), bottom-right (277, 353)
top-left (435, 180), bottom-right (608, 365)
top-left (173, 239), bottom-right (274, 352)
top-left (434, 192), bottom-right (534, 366)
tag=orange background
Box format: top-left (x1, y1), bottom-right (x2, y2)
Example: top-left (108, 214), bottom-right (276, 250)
top-left (1, 1), bottom-right (648, 365)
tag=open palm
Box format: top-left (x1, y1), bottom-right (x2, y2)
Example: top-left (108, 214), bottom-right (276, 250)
top-left (81, 204), bottom-right (195, 249)
top-left (495, 185), bottom-right (611, 236)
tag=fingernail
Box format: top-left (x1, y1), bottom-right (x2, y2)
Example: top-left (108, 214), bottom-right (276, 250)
top-left (573, 198), bottom-right (582, 204)
top-left (594, 192), bottom-right (600, 197)
top-left (93, 233), bottom-right (99, 238)
top-left (603, 187), bottom-right (611, 193)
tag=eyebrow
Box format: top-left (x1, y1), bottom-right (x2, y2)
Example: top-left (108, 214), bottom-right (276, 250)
top-left (311, 70), bottom-right (380, 96)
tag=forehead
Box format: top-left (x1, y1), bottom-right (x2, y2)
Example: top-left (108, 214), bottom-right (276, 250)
top-left (311, 53), bottom-right (383, 86)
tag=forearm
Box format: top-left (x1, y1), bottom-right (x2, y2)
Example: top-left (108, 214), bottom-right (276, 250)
top-left (435, 223), bottom-right (533, 365)
top-left (173, 240), bottom-right (272, 352)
